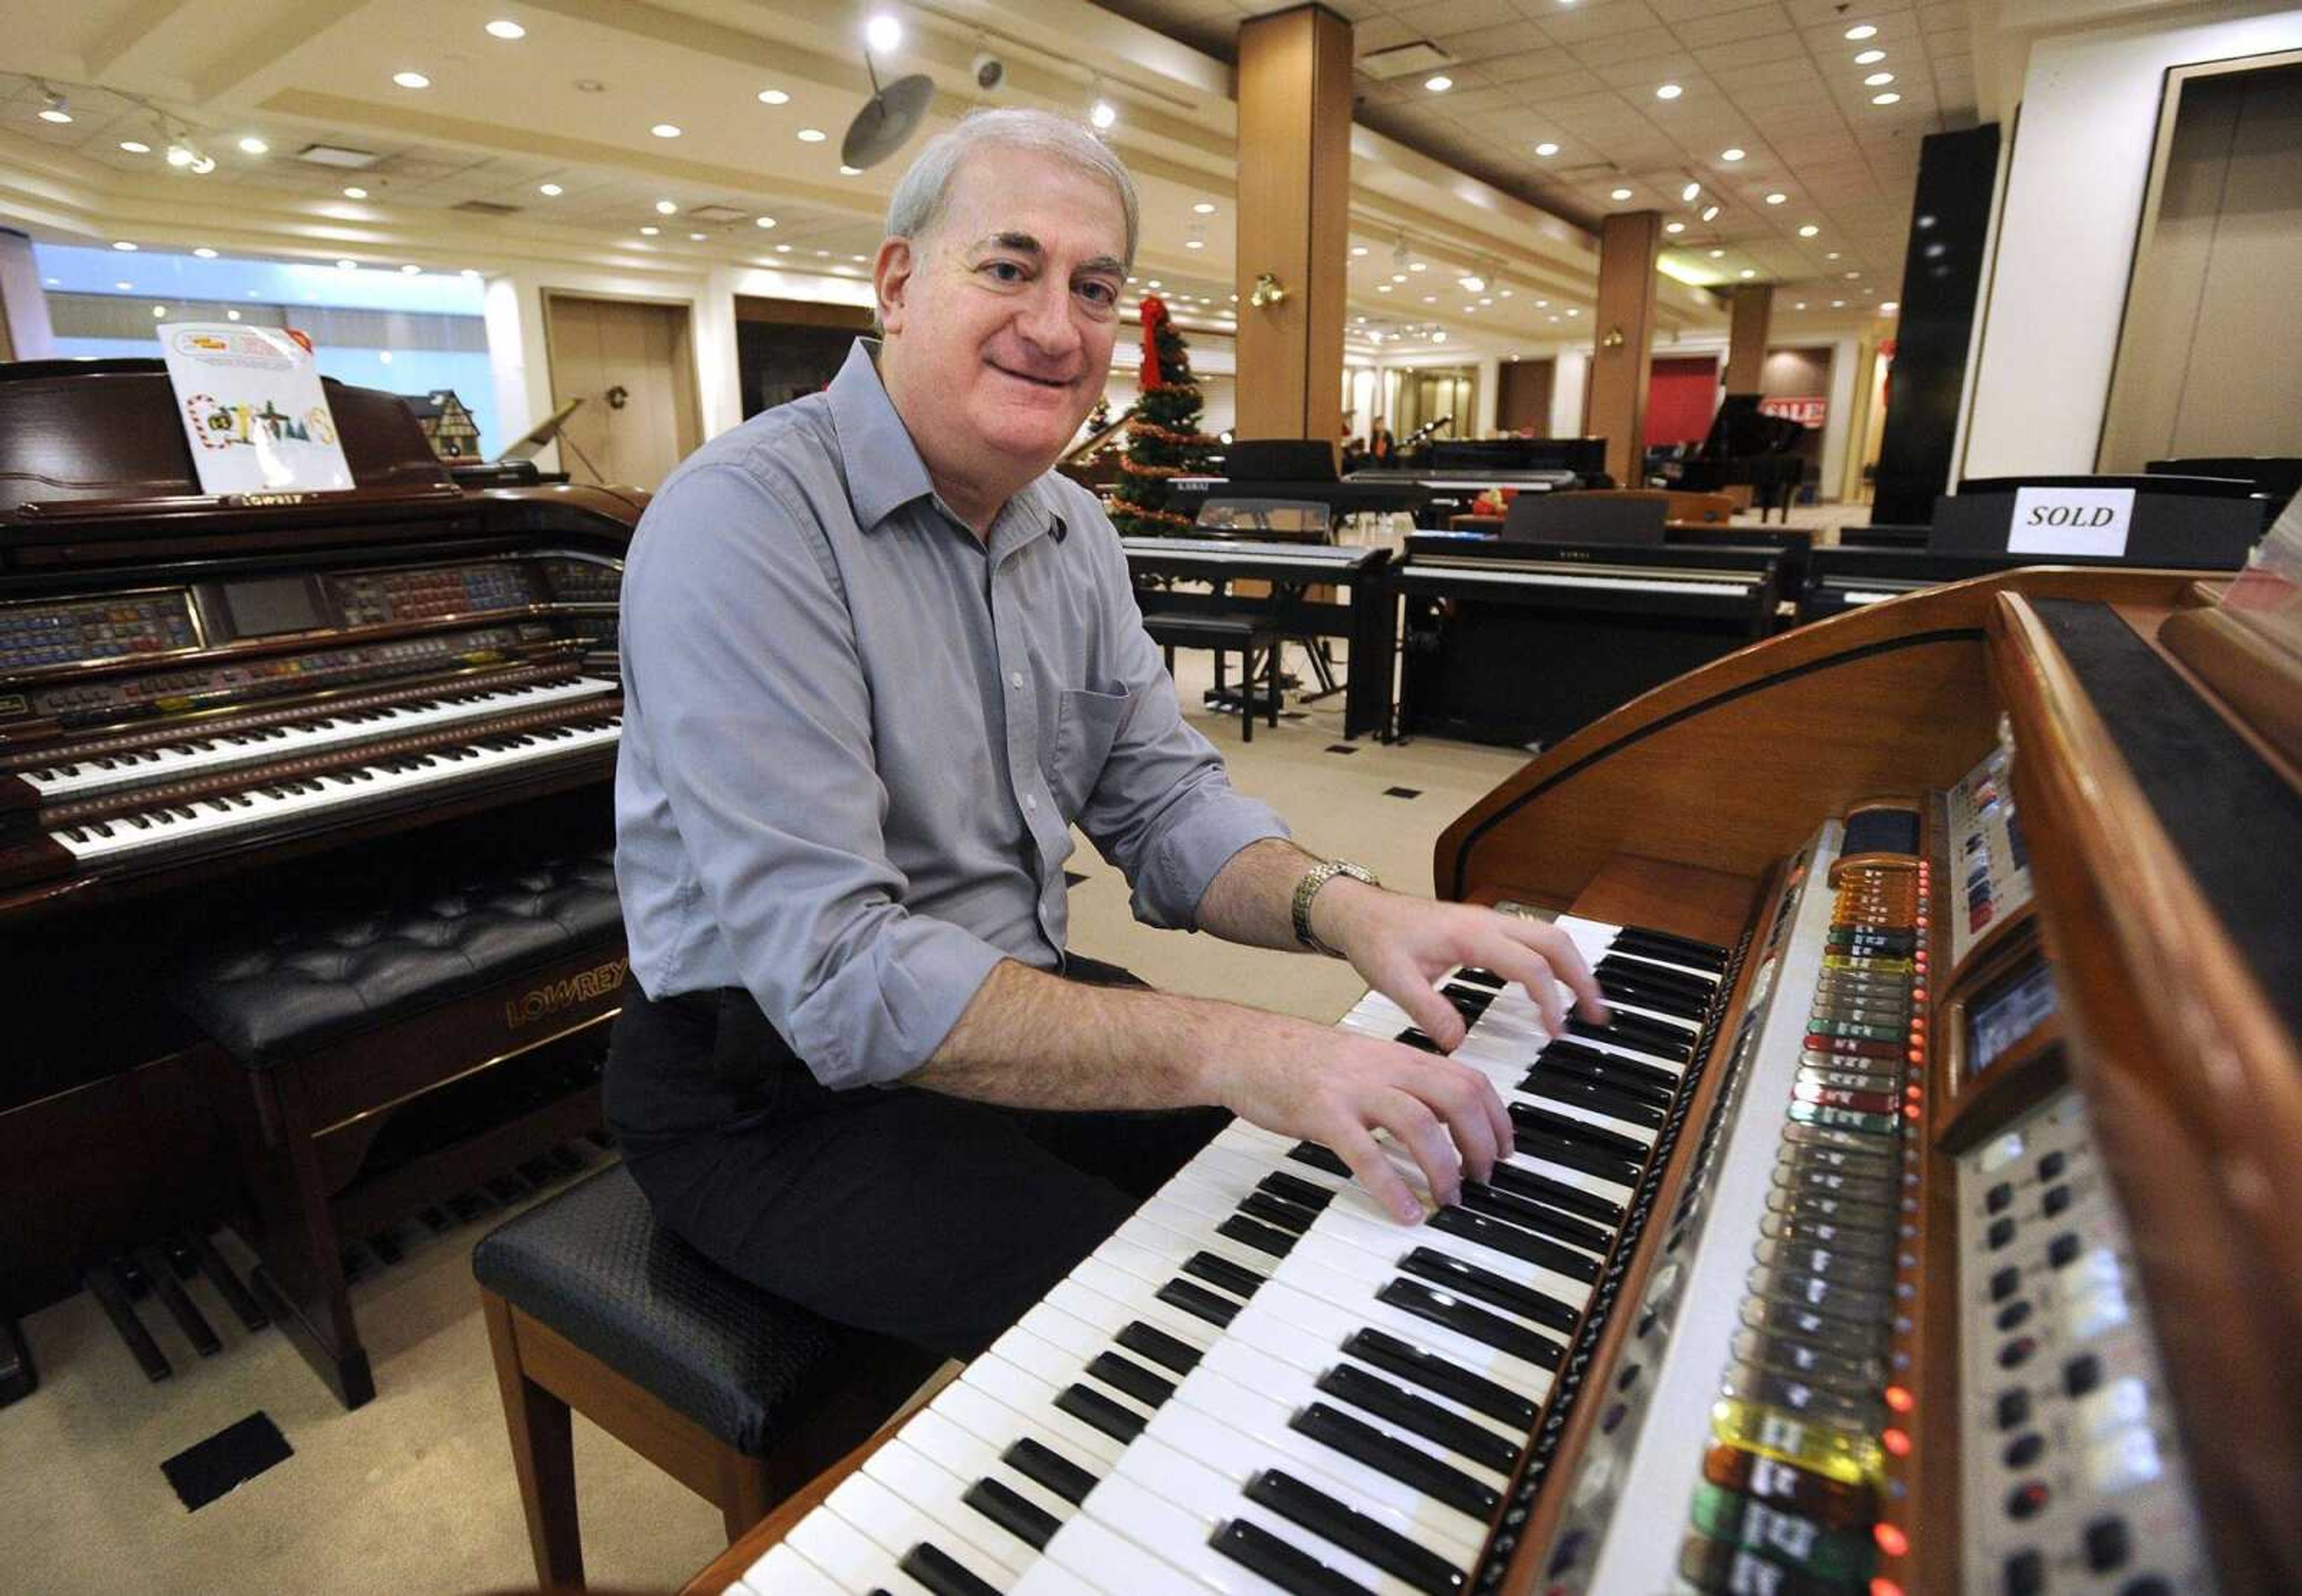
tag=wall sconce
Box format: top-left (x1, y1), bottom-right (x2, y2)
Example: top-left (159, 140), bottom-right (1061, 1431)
top-left (1249, 272), bottom-right (1286, 308)
top-left (1602, 324), bottom-right (1627, 349)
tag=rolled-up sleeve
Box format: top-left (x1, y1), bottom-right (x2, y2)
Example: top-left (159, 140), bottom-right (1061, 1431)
top-left (1071, 522), bottom-right (1290, 929)
top-left (621, 464), bottom-right (1006, 1088)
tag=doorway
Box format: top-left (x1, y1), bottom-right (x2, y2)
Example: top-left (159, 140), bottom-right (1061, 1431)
top-left (541, 292), bottom-right (702, 490)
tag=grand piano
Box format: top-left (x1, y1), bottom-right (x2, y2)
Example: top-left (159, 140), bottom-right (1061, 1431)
top-left (0, 359), bottom-right (638, 1375)
top-left (687, 558), bottom-right (2299, 1596)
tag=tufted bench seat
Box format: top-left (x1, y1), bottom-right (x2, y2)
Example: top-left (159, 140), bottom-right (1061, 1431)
top-left (474, 1166), bottom-right (941, 1588)
top-left (171, 845), bottom-right (629, 1408)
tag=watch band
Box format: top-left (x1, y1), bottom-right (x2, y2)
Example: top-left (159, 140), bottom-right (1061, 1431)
top-left (1292, 859), bottom-right (1379, 957)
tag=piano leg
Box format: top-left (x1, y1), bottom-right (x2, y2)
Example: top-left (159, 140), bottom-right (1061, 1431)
top-left (0, 1312), bottom-right (34, 1405)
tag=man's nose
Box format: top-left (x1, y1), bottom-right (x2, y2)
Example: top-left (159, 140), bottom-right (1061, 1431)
top-left (1014, 278), bottom-right (1083, 357)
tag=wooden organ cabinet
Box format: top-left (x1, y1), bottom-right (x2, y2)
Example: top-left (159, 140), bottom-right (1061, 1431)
top-left (688, 563), bottom-right (2298, 1596)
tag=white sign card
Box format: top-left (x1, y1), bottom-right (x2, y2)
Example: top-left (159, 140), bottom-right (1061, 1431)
top-left (160, 323), bottom-right (353, 495)
top-left (2006, 485), bottom-right (2136, 557)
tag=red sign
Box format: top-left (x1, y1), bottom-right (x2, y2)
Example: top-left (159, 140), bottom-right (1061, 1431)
top-left (1758, 395), bottom-right (1827, 429)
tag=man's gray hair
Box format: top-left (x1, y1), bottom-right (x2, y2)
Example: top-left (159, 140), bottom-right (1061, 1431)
top-left (885, 108), bottom-right (1138, 266)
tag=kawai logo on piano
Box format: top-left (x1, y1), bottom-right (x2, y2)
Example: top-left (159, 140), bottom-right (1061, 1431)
top-left (504, 955), bottom-right (629, 1029)
top-left (182, 393), bottom-right (339, 453)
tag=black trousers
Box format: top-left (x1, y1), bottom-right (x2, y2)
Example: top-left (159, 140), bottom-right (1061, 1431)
top-left (602, 958), bottom-right (1228, 1359)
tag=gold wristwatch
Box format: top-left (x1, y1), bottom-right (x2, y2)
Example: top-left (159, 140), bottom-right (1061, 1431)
top-left (1292, 859), bottom-right (1379, 957)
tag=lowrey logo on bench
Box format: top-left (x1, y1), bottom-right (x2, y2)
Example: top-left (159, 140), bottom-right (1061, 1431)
top-left (505, 955), bottom-right (629, 1029)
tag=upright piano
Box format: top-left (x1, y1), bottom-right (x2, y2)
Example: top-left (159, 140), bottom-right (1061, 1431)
top-left (689, 561), bottom-right (2299, 1596)
top-left (0, 359), bottom-right (639, 1324)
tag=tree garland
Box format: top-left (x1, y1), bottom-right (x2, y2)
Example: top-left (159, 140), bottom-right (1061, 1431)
top-left (1108, 296), bottom-right (1217, 538)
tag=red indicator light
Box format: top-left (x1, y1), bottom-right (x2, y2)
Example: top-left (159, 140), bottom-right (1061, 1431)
top-left (1882, 1426), bottom-right (1912, 1456)
top-left (1903, 1104), bottom-right (1922, 1120)
top-left (1874, 1523), bottom-right (1911, 1558)
top-left (1873, 1580), bottom-right (1906, 1596)
top-left (1910, 1016), bottom-right (1926, 1031)
top-left (1884, 1385), bottom-right (1914, 1413)
top-left (1908, 1049), bottom-right (1925, 1064)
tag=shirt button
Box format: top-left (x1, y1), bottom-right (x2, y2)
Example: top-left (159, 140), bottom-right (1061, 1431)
top-left (1009, 670), bottom-right (1024, 689)
top-left (1025, 794), bottom-right (1038, 812)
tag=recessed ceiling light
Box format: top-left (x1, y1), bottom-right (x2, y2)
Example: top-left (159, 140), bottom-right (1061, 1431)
top-left (1185, 239), bottom-right (1203, 249)
top-left (112, 240), bottom-right (137, 251)
top-left (1826, 251), bottom-right (1841, 260)
top-left (1376, 284), bottom-right (1391, 293)
top-left (400, 263), bottom-right (421, 274)
top-left (758, 88), bottom-right (790, 105)
top-left (1424, 74), bottom-right (1453, 92)
top-left (393, 70), bottom-right (431, 89)
top-left (152, 304), bottom-right (168, 318)
top-left (119, 140), bottom-right (151, 153)
top-left (774, 243), bottom-right (791, 252)
top-left (1459, 275), bottom-right (1484, 293)
top-left (1765, 191), bottom-right (1787, 204)
top-left (1854, 49), bottom-right (1885, 65)
top-left (1409, 262), bottom-right (1426, 272)
top-left (1681, 182), bottom-right (1701, 202)
top-left (486, 19), bottom-right (526, 40)
top-left (1146, 279), bottom-right (1161, 288)
top-left (1881, 300), bottom-right (1899, 312)
top-left (1845, 269), bottom-right (1861, 278)
top-left (1795, 301), bottom-right (1807, 309)
top-left (1535, 299), bottom-right (1548, 308)
top-left (1739, 268), bottom-right (1756, 279)
top-left (1866, 71), bottom-right (1895, 86)
top-left (1700, 203), bottom-right (1721, 222)
top-left (337, 258), bottom-right (358, 269)
top-left (1721, 147), bottom-right (1745, 161)
top-left (755, 215), bottom-right (777, 228)
top-left (1798, 224), bottom-right (1819, 237)
top-left (1872, 91), bottom-right (1901, 105)
top-left (226, 308), bottom-right (241, 319)
top-left (1089, 100), bottom-right (1117, 130)
top-left (1566, 307), bottom-right (1579, 315)
top-left (640, 225), bottom-right (659, 235)
top-left (193, 246), bottom-right (217, 258)
top-left (1611, 187), bottom-right (1633, 200)
top-left (839, 164), bottom-right (862, 175)
top-left (1193, 201), bottom-right (1216, 215)
top-left (37, 94), bottom-right (73, 124)
top-left (238, 135), bottom-right (269, 155)
top-left (865, 14), bottom-right (902, 52)
top-left (655, 198), bottom-right (677, 215)
top-left (1708, 248), bottom-right (1725, 258)
top-left (1480, 297), bottom-right (1492, 305)
top-left (689, 231), bottom-right (707, 240)
top-left (575, 79), bottom-right (605, 92)
top-left (115, 280), bottom-right (132, 290)
top-left (462, 268), bottom-right (481, 278)
top-left (796, 127), bottom-right (827, 142)
top-left (1655, 83), bottom-right (1683, 100)
top-left (343, 185), bottom-right (368, 198)
top-left (651, 122), bottom-right (682, 137)
top-left (1832, 298), bottom-right (1846, 307)
top-left (1421, 294), bottom-right (1436, 303)
top-left (1845, 23), bottom-right (1877, 40)
top-left (1349, 245), bottom-right (1368, 256)
top-left (1498, 288), bottom-right (1512, 297)
top-left (1535, 141), bottom-right (1559, 156)
top-left (1664, 221), bottom-right (1685, 234)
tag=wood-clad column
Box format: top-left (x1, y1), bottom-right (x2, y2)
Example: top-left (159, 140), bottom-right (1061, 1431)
top-left (1723, 282), bottom-right (1773, 393)
top-left (1584, 211), bottom-right (1661, 485)
top-left (1234, 5), bottom-right (1352, 444)
top-left (0, 230), bottom-right (56, 362)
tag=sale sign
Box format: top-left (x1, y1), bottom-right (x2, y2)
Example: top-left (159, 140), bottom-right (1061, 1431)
top-left (1758, 395), bottom-right (1828, 429)
top-left (161, 323), bottom-right (352, 495)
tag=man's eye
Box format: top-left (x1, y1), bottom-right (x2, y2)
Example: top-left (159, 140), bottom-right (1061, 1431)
top-left (1078, 282), bottom-right (1117, 306)
top-left (983, 260), bottom-right (1028, 283)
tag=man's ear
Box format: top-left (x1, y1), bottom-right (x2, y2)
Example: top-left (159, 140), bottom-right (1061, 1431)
top-left (875, 238), bottom-right (915, 336)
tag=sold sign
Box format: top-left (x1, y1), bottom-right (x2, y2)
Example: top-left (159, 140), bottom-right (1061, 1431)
top-left (2007, 486), bottom-right (2136, 557)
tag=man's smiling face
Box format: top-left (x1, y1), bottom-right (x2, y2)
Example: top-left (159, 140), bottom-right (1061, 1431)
top-left (876, 146), bottom-right (1128, 483)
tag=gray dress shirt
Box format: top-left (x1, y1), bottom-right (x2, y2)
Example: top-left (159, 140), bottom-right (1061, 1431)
top-left (614, 340), bottom-right (1288, 1089)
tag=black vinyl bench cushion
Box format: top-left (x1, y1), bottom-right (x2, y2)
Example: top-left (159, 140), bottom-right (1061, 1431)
top-left (1140, 612), bottom-right (1277, 648)
top-left (171, 846), bottom-right (622, 1068)
top-left (473, 1164), bottom-right (890, 1455)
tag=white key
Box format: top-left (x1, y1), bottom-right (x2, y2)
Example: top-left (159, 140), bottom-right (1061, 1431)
top-left (737, 1541), bottom-right (848, 1596)
top-left (987, 1326), bottom-right (1157, 1430)
top-left (1259, 1261), bottom-right (1551, 1399)
top-left (930, 1379), bottom-right (1117, 1496)
top-left (959, 1353), bottom-right (1132, 1468)
top-left (1045, 1272), bottom-right (1220, 1358)
top-left (1224, 1300), bottom-right (1524, 1448)
top-left (861, 1438), bottom-right (1039, 1576)
top-left (1034, 1505), bottom-right (1239, 1595)
top-left (787, 1506), bottom-right (938, 1596)
top-left (900, 1408), bottom-right (1083, 1532)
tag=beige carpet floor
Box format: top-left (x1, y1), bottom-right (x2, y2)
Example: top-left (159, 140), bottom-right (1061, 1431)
top-left (2, 648), bottom-right (1531, 1596)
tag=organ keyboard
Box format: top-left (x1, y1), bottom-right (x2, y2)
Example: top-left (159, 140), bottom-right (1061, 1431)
top-left (695, 561), bottom-right (2301, 1595)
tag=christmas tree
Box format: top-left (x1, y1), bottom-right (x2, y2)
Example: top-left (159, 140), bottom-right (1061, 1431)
top-left (1108, 295), bottom-right (1213, 535)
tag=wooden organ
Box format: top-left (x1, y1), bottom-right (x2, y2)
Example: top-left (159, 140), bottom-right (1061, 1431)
top-left (685, 562), bottom-right (2299, 1595)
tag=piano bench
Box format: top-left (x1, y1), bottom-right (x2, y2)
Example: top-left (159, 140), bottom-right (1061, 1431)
top-left (170, 845), bottom-right (628, 1410)
top-left (474, 1166), bottom-right (941, 1590)
top-left (1140, 612), bottom-right (1282, 740)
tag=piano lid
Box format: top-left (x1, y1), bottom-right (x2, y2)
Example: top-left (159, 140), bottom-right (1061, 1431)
top-left (0, 357), bottom-right (456, 514)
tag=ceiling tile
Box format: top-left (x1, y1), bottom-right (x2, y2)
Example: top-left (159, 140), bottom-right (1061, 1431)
top-left (1391, 0), bottom-right (1523, 35)
top-left (1692, 35), bottom-right (1807, 71)
top-left (1436, 19), bottom-right (1549, 55)
top-left (1564, 26), bottom-right (1685, 67)
top-left (1533, 0), bottom-right (1665, 46)
top-left (1670, 4), bottom-right (1795, 49)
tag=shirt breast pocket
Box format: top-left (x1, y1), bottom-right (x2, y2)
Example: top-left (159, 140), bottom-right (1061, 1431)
top-left (1047, 685), bottom-right (1135, 822)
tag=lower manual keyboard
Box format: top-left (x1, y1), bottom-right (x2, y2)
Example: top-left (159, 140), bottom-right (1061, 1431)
top-left (736, 916), bottom-right (1728, 1595)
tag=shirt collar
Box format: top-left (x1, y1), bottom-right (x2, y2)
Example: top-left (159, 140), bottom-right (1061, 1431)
top-left (828, 338), bottom-right (1068, 547)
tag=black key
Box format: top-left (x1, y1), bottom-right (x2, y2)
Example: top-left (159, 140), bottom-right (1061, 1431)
top-left (1394, 1028), bottom-right (1444, 1054)
top-left (1055, 1380), bottom-right (1146, 1443)
top-left (1595, 973), bottom-right (1706, 1021)
top-left (1087, 1350), bottom-right (1174, 1408)
top-left (1524, 1052), bottom-right (1674, 1110)
top-left (1567, 1015), bottom-right (1691, 1062)
top-left (1434, 1201), bottom-right (1599, 1285)
top-left (1344, 1328), bottom-right (1538, 1431)
top-left (1292, 1401), bottom-right (1500, 1520)
top-left (1291, 1142), bottom-right (1353, 1178)
top-left (1241, 1190), bottom-right (1321, 1234)
top-left (1184, 1250), bottom-right (1266, 1300)
top-left (1451, 967), bottom-right (1504, 991)
top-left (1535, 1037), bottom-right (1680, 1095)
top-left (963, 1475), bottom-right (1059, 1551)
top-left (1210, 1516), bottom-right (1373, 1596)
top-left (1246, 1468), bottom-right (1468, 1595)
top-left (899, 1541), bottom-right (1001, 1596)
top-left (1510, 1125), bottom-right (1643, 1188)
top-left (1478, 1166), bottom-right (1622, 1238)
top-left (1515, 1071), bottom-right (1667, 1130)
top-left (1158, 1276), bottom-right (1240, 1328)
top-left (1116, 1320), bottom-right (1201, 1377)
top-left (1378, 1278), bottom-right (1562, 1369)
top-left (1581, 1002), bottom-right (1698, 1044)
top-left (1261, 1171), bottom-right (1336, 1211)
top-left (1593, 955), bottom-right (1713, 1005)
top-left (1611, 925), bottom-right (1729, 968)
top-left (1317, 1363), bottom-right (1520, 1475)
top-left (1400, 1245), bottom-right (1580, 1333)
top-left (1439, 986), bottom-right (1490, 1022)
top-left (1002, 1437), bottom-right (1096, 1506)
top-left (1509, 1102), bottom-right (1650, 1161)
top-left (1219, 1214), bottom-right (1298, 1259)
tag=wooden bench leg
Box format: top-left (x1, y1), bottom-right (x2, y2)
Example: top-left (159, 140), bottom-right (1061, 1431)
top-left (483, 1289), bottom-right (586, 1591)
